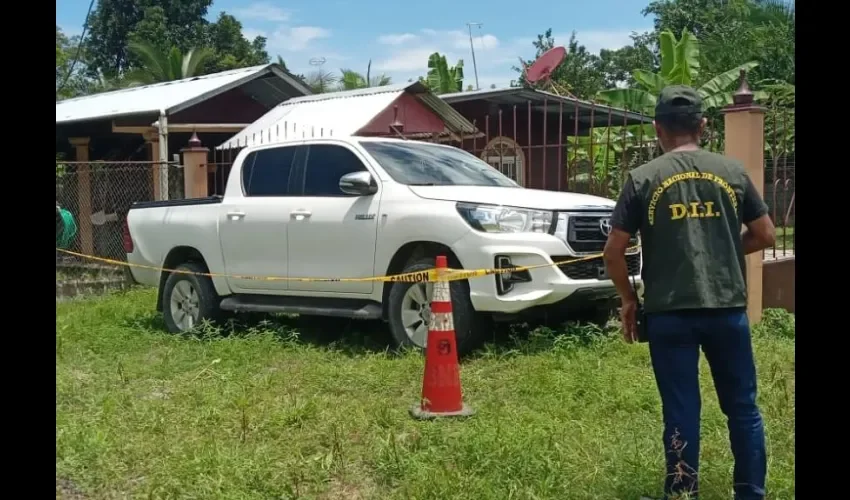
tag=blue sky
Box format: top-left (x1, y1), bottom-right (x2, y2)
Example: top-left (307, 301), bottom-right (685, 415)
top-left (57, 0), bottom-right (654, 88)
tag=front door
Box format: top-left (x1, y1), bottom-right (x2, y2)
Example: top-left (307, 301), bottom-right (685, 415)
top-left (286, 142), bottom-right (381, 295)
top-left (218, 143), bottom-right (304, 293)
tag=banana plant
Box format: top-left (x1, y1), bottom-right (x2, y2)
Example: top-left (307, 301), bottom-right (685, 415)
top-left (566, 124), bottom-right (658, 196)
top-left (596, 29), bottom-right (766, 114)
top-left (425, 52), bottom-right (464, 94)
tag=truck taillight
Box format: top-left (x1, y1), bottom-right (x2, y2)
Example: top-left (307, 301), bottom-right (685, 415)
top-left (122, 218), bottom-right (134, 253)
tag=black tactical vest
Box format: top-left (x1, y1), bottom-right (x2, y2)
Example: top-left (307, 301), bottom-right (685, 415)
top-left (629, 150), bottom-right (751, 313)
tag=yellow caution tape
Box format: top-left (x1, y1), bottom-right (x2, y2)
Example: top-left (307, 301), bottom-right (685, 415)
top-left (56, 246), bottom-right (640, 283)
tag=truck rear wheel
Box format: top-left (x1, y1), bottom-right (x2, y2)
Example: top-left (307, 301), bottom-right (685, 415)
top-left (162, 262), bottom-right (223, 333)
top-left (387, 258), bottom-right (486, 356)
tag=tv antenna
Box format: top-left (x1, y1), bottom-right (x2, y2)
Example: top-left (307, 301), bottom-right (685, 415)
top-left (518, 46), bottom-right (575, 98)
top-left (466, 22), bottom-right (482, 90)
top-left (309, 57), bottom-right (326, 66)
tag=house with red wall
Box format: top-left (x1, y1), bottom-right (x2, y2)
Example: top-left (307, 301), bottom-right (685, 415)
top-left (440, 87), bottom-right (648, 192)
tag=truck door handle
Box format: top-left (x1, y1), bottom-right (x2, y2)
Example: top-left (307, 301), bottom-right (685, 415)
top-left (227, 211), bottom-right (246, 220)
top-left (290, 209), bottom-right (312, 220)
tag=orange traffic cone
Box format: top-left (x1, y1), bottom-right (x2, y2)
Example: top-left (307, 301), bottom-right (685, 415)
top-left (409, 255), bottom-right (475, 420)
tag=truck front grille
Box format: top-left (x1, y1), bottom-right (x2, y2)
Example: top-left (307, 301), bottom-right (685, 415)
top-left (551, 253), bottom-right (642, 280)
top-left (567, 215), bottom-right (612, 253)
top-left (556, 213), bottom-right (639, 254)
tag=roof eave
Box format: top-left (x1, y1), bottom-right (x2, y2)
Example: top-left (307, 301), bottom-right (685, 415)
top-left (441, 87), bottom-right (649, 124)
top-left (268, 64), bottom-right (313, 96)
top-left (165, 64), bottom-right (275, 116)
top-left (415, 93), bottom-right (479, 136)
top-left (56, 109), bottom-right (159, 126)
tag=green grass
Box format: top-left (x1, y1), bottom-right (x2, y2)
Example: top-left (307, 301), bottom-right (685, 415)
top-left (56, 288), bottom-right (795, 499)
top-left (774, 226), bottom-right (794, 251)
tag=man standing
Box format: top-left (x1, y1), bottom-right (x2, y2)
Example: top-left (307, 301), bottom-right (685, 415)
top-left (602, 85), bottom-right (776, 500)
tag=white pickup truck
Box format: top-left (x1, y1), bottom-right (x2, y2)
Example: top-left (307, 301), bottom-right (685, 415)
top-left (124, 136), bottom-right (642, 354)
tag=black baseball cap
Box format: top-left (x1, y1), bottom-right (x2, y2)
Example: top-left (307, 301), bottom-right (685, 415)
top-left (655, 85), bottom-right (703, 117)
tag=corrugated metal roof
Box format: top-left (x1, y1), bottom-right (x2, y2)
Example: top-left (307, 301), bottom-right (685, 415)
top-left (56, 64), bottom-right (311, 125)
top-left (440, 87), bottom-right (649, 126)
top-left (218, 82), bottom-right (479, 150)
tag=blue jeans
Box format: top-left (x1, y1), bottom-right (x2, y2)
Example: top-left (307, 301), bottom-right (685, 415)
top-left (647, 308), bottom-right (767, 500)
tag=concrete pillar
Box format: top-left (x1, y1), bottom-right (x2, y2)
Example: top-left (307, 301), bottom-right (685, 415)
top-left (181, 132), bottom-right (210, 198)
top-left (143, 131), bottom-right (162, 200)
top-left (722, 70), bottom-right (766, 324)
top-left (68, 137), bottom-right (93, 255)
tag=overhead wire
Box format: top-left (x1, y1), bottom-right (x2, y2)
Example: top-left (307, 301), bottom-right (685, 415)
top-left (56, 0), bottom-right (97, 96)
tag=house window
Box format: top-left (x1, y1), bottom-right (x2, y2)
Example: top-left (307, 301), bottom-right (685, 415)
top-left (481, 137), bottom-right (525, 186)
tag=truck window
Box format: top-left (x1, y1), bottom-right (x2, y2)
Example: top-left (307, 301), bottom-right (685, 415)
top-left (359, 141), bottom-right (518, 187)
top-left (241, 146), bottom-right (297, 196)
top-left (302, 144), bottom-right (368, 196)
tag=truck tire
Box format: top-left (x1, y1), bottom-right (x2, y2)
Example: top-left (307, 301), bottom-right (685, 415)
top-left (161, 262), bottom-right (223, 333)
top-left (387, 258), bottom-right (485, 356)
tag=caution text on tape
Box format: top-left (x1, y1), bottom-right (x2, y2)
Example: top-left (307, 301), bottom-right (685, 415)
top-left (57, 246), bottom-right (640, 283)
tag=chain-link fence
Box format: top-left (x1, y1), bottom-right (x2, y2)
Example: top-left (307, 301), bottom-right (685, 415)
top-left (56, 161), bottom-right (183, 269)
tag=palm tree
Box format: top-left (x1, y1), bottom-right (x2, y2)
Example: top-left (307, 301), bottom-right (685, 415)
top-left (275, 55), bottom-right (288, 71)
top-left (596, 29), bottom-right (765, 114)
top-left (303, 69), bottom-right (338, 93)
top-left (338, 60), bottom-right (392, 90)
top-left (124, 40), bottom-right (213, 85)
top-left (425, 52), bottom-right (464, 94)
top-left (88, 71), bottom-right (126, 93)
top-left (751, 0), bottom-right (795, 25)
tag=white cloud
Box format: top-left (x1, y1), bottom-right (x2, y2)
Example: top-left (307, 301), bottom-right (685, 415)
top-left (251, 26), bottom-right (332, 53)
top-left (541, 29), bottom-right (649, 55)
top-left (370, 27), bottom-right (649, 90)
top-left (233, 3), bottom-right (291, 22)
top-left (377, 33), bottom-right (420, 45)
top-left (278, 26), bottom-right (331, 51)
top-left (241, 28), bottom-right (265, 42)
top-left (374, 48), bottom-right (444, 72)
top-left (373, 28), bottom-right (501, 74)
top-left (445, 30), bottom-right (500, 51)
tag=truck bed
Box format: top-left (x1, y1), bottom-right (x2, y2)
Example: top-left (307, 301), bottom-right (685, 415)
top-left (131, 196), bottom-right (223, 210)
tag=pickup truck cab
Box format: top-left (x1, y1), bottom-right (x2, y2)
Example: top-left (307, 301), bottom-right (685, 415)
top-left (125, 136), bottom-right (642, 354)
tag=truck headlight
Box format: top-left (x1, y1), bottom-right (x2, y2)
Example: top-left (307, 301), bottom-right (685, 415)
top-left (456, 202), bottom-right (553, 233)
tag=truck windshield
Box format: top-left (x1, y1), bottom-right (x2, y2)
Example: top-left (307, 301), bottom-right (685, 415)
top-left (360, 141), bottom-right (519, 187)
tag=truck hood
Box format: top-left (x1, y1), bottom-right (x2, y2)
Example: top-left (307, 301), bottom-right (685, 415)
top-left (408, 185), bottom-right (615, 211)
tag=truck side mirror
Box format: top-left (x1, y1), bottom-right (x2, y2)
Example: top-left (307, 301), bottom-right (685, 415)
top-left (339, 171), bottom-right (378, 196)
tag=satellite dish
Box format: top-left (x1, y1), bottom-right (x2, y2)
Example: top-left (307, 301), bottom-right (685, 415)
top-left (520, 46), bottom-right (575, 98)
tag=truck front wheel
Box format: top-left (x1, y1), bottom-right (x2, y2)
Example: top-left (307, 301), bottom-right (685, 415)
top-left (387, 258), bottom-right (486, 356)
top-left (162, 262), bottom-right (223, 333)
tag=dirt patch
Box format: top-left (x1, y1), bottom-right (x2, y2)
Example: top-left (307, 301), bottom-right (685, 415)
top-left (56, 477), bottom-right (87, 499)
top-left (319, 478), bottom-right (377, 500)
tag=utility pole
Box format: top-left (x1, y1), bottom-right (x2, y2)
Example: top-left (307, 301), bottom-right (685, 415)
top-left (466, 22), bottom-right (482, 90)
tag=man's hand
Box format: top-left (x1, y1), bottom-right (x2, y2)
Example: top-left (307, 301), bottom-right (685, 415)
top-left (620, 298), bottom-right (638, 343)
top-left (606, 227), bottom-right (639, 343)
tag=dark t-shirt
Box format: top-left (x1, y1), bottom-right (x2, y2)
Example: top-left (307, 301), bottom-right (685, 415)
top-left (610, 149), bottom-right (768, 313)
